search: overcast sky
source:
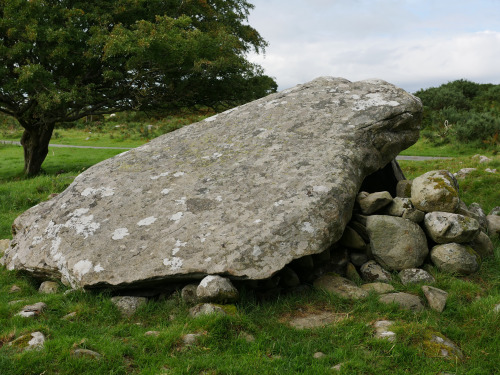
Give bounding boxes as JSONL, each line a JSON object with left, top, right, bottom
{"left": 247, "top": 0, "right": 500, "bottom": 93}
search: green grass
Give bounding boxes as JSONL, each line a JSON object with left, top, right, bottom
{"left": 400, "top": 137, "right": 499, "bottom": 157}
{"left": 0, "top": 134, "right": 499, "bottom": 374}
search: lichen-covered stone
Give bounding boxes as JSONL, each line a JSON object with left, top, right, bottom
{"left": 39, "top": 281, "right": 59, "bottom": 294}
{"left": 424, "top": 212, "right": 480, "bottom": 244}
{"left": 486, "top": 215, "right": 500, "bottom": 237}
{"left": 469, "top": 231, "right": 494, "bottom": 258}
{"left": 366, "top": 215, "right": 428, "bottom": 271}
{"left": 399, "top": 268, "right": 435, "bottom": 285}
{"left": 379, "top": 292, "right": 424, "bottom": 312}
{"left": 111, "top": 296, "right": 147, "bottom": 317}
{"left": 361, "top": 282, "right": 395, "bottom": 294}
{"left": 430, "top": 243, "right": 480, "bottom": 275}
{"left": 338, "top": 226, "right": 366, "bottom": 250}
{"left": 396, "top": 180, "right": 412, "bottom": 198}
{"left": 313, "top": 274, "right": 368, "bottom": 300}
{"left": 356, "top": 191, "right": 393, "bottom": 215}
{"left": 359, "top": 260, "right": 392, "bottom": 282}
{"left": 1, "top": 77, "right": 421, "bottom": 289}
{"left": 411, "top": 170, "right": 460, "bottom": 213}
{"left": 196, "top": 275, "right": 239, "bottom": 303}
{"left": 422, "top": 285, "right": 448, "bottom": 312}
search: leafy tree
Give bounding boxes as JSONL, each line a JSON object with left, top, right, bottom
{"left": 0, "top": 0, "right": 277, "bottom": 175}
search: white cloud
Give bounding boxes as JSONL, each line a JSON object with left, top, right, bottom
{"left": 247, "top": 0, "right": 500, "bottom": 92}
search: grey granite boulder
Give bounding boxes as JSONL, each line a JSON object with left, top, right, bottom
{"left": 1, "top": 77, "right": 421, "bottom": 289}
{"left": 366, "top": 215, "right": 429, "bottom": 271}
{"left": 422, "top": 285, "right": 448, "bottom": 312}
{"left": 196, "top": 275, "right": 239, "bottom": 303}
{"left": 469, "top": 231, "right": 494, "bottom": 258}
{"left": 411, "top": 170, "right": 460, "bottom": 213}
{"left": 424, "top": 212, "right": 480, "bottom": 244}
{"left": 313, "top": 274, "right": 368, "bottom": 300}
{"left": 379, "top": 292, "right": 424, "bottom": 312}
{"left": 39, "top": 281, "right": 59, "bottom": 294}
{"left": 430, "top": 243, "right": 480, "bottom": 275}
{"left": 356, "top": 191, "right": 393, "bottom": 215}
{"left": 399, "top": 268, "right": 435, "bottom": 285}
{"left": 486, "top": 215, "right": 500, "bottom": 237}
{"left": 360, "top": 260, "right": 392, "bottom": 282}
{"left": 111, "top": 296, "right": 147, "bottom": 317}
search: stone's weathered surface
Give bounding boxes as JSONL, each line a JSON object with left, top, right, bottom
{"left": 360, "top": 260, "right": 392, "bottom": 283}
{"left": 72, "top": 349, "right": 102, "bottom": 359}
{"left": 357, "top": 191, "right": 393, "bottom": 215}
{"left": 425, "top": 334, "right": 463, "bottom": 359}
{"left": 313, "top": 274, "right": 368, "bottom": 300}
{"left": 8, "top": 332, "right": 46, "bottom": 351}
{"left": 486, "top": 215, "right": 500, "bottom": 237}
{"left": 494, "top": 303, "right": 500, "bottom": 313}
{"left": 182, "top": 333, "right": 202, "bottom": 346}
{"left": 422, "top": 286, "right": 448, "bottom": 312}
{"left": 396, "top": 180, "right": 412, "bottom": 198}
{"left": 39, "top": 281, "right": 59, "bottom": 294}
{"left": 2, "top": 77, "right": 422, "bottom": 289}
{"left": 379, "top": 292, "right": 424, "bottom": 312}
{"left": 111, "top": 296, "right": 147, "bottom": 317}
{"left": 366, "top": 216, "right": 428, "bottom": 271}
{"left": 490, "top": 206, "right": 500, "bottom": 216}
{"left": 399, "top": 268, "right": 435, "bottom": 285}
{"left": 196, "top": 275, "right": 239, "bottom": 303}
{"left": 373, "top": 320, "right": 396, "bottom": 341}
{"left": 62, "top": 312, "right": 77, "bottom": 320}
{"left": 181, "top": 284, "right": 199, "bottom": 305}
{"left": 411, "top": 170, "right": 460, "bottom": 213}
{"left": 430, "top": 243, "right": 480, "bottom": 275}
{"left": 424, "top": 212, "right": 480, "bottom": 244}
{"left": 384, "top": 197, "right": 412, "bottom": 217}
{"left": 402, "top": 207, "right": 425, "bottom": 223}
{"left": 189, "top": 303, "right": 228, "bottom": 318}
{"left": 338, "top": 226, "right": 366, "bottom": 250}
{"left": 345, "top": 262, "right": 362, "bottom": 283}
{"left": 360, "top": 282, "right": 395, "bottom": 294}
{"left": 9, "top": 285, "right": 21, "bottom": 293}
{"left": 0, "top": 239, "right": 9, "bottom": 253}
{"left": 454, "top": 168, "right": 476, "bottom": 179}
{"left": 470, "top": 231, "right": 494, "bottom": 258}
{"left": 287, "top": 311, "right": 349, "bottom": 329}
{"left": 16, "top": 302, "right": 46, "bottom": 318}
{"left": 466, "top": 203, "right": 488, "bottom": 230}
{"left": 313, "top": 352, "right": 326, "bottom": 359}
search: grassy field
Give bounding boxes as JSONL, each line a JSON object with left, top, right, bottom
{"left": 0, "top": 130, "right": 499, "bottom": 374}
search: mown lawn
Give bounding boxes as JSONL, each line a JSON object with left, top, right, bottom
{"left": 0, "top": 134, "right": 499, "bottom": 375}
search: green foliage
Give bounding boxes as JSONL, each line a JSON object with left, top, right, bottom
{"left": 414, "top": 80, "right": 500, "bottom": 149}
{"left": 0, "top": 0, "right": 277, "bottom": 175}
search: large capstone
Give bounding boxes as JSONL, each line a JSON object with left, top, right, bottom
{"left": 1, "top": 77, "right": 422, "bottom": 289}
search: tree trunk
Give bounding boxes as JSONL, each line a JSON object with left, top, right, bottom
{"left": 20, "top": 124, "right": 55, "bottom": 176}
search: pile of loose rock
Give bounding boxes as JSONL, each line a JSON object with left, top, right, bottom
{"left": 173, "top": 168, "right": 498, "bottom": 314}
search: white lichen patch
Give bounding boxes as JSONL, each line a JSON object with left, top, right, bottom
{"left": 175, "top": 197, "right": 187, "bottom": 205}
{"left": 353, "top": 93, "right": 400, "bottom": 111}
{"left": 205, "top": 257, "right": 212, "bottom": 263}
{"left": 170, "top": 212, "right": 183, "bottom": 223}
{"left": 252, "top": 245, "right": 262, "bottom": 257}
{"left": 200, "top": 275, "right": 218, "bottom": 287}
{"left": 163, "top": 257, "right": 183, "bottom": 271}
{"left": 161, "top": 189, "right": 171, "bottom": 195}
{"left": 73, "top": 260, "right": 93, "bottom": 280}
{"left": 81, "top": 187, "right": 114, "bottom": 197}
{"left": 254, "top": 219, "right": 262, "bottom": 224}
{"left": 66, "top": 210, "right": 100, "bottom": 239}
{"left": 94, "top": 264, "right": 104, "bottom": 273}
{"left": 31, "top": 236, "right": 43, "bottom": 246}
{"left": 112, "top": 228, "right": 130, "bottom": 240}
{"left": 172, "top": 239, "right": 187, "bottom": 255}
{"left": 173, "top": 172, "right": 185, "bottom": 177}
{"left": 137, "top": 217, "right": 157, "bottom": 226}
{"left": 274, "top": 200, "right": 284, "bottom": 207}
{"left": 215, "top": 196, "right": 223, "bottom": 202}
{"left": 301, "top": 222, "right": 315, "bottom": 234}
{"left": 150, "top": 171, "right": 169, "bottom": 180}
{"left": 313, "top": 186, "right": 329, "bottom": 193}
{"left": 204, "top": 114, "right": 218, "bottom": 122}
